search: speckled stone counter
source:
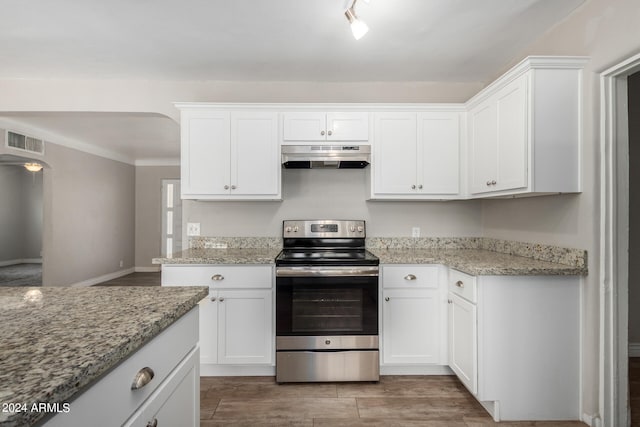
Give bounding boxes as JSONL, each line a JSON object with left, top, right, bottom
{"left": 0, "top": 286, "right": 208, "bottom": 427}
{"left": 371, "top": 248, "right": 587, "bottom": 275}
{"left": 152, "top": 247, "right": 281, "bottom": 265}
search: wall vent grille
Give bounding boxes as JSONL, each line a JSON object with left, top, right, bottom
{"left": 6, "top": 131, "right": 45, "bottom": 155}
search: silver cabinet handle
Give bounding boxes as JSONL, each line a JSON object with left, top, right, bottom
{"left": 411, "top": 185, "right": 416, "bottom": 189}
{"left": 146, "top": 418, "right": 158, "bottom": 427}
{"left": 404, "top": 274, "right": 417, "bottom": 281}
{"left": 486, "top": 180, "right": 492, "bottom": 186}
{"left": 231, "top": 185, "right": 236, "bottom": 190}
{"left": 455, "top": 280, "right": 464, "bottom": 288}
{"left": 211, "top": 274, "right": 224, "bottom": 281}
{"left": 491, "top": 180, "right": 497, "bottom": 185}
{"left": 224, "top": 185, "right": 229, "bottom": 190}
{"left": 131, "top": 367, "right": 154, "bottom": 390}
{"left": 447, "top": 299, "right": 452, "bottom": 304}
{"left": 219, "top": 297, "right": 225, "bottom": 302}
{"left": 418, "top": 184, "right": 423, "bottom": 189}
{"left": 211, "top": 296, "right": 217, "bottom": 302}
{"left": 320, "top": 130, "right": 326, "bottom": 136}
{"left": 328, "top": 130, "right": 333, "bottom": 136}
{"left": 385, "top": 297, "right": 390, "bottom": 302}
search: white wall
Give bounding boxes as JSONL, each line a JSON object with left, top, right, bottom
{"left": 185, "top": 168, "right": 482, "bottom": 238}
{"left": 0, "top": 133, "right": 135, "bottom": 286}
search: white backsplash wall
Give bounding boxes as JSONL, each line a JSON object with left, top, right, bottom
{"left": 183, "top": 168, "right": 482, "bottom": 240}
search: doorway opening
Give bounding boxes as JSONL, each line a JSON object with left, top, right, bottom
{"left": 0, "top": 155, "right": 44, "bottom": 286}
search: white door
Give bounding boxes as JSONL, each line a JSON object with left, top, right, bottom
{"left": 181, "top": 111, "right": 230, "bottom": 197}
{"left": 161, "top": 179, "right": 182, "bottom": 257}
{"left": 495, "top": 74, "right": 528, "bottom": 192}
{"left": 199, "top": 290, "right": 219, "bottom": 365}
{"left": 382, "top": 289, "right": 440, "bottom": 364}
{"left": 231, "top": 112, "right": 280, "bottom": 197}
{"left": 469, "top": 101, "right": 498, "bottom": 194}
{"left": 217, "top": 289, "right": 273, "bottom": 365}
{"left": 282, "top": 112, "right": 327, "bottom": 142}
{"left": 326, "top": 112, "right": 369, "bottom": 141}
{"left": 417, "top": 112, "right": 460, "bottom": 194}
{"left": 448, "top": 292, "right": 477, "bottom": 394}
{"left": 373, "top": 113, "right": 418, "bottom": 195}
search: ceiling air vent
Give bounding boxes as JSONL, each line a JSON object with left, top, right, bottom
{"left": 6, "top": 131, "right": 45, "bottom": 155}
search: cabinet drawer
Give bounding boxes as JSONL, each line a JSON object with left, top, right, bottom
{"left": 448, "top": 269, "right": 477, "bottom": 303}
{"left": 162, "top": 265, "right": 273, "bottom": 289}
{"left": 382, "top": 265, "right": 439, "bottom": 288}
{"left": 44, "top": 308, "right": 198, "bottom": 427}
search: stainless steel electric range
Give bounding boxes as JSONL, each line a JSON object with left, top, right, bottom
{"left": 275, "top": 220, "right": 380, "bottom": 383}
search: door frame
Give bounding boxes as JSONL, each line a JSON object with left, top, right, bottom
{"left": 599, "top": 51, "right": 640, "bottom": 427}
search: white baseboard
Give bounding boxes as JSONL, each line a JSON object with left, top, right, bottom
{"left": 582, "top": 412, "right": 602, "bottom": 427}
{"left": 380, "top": 365, "right": 454, "bottom": 375}
{"left": 135, "top": 266, "right": 161, "bottom": 272}
{"left": 0, "top": 258, "right": 43, "bottom": 267}
{"left": 71, "top": 267, "right": 136, "bottom": 287}
{"left": 200, "top": 364, "right": 276, "bottom": 377}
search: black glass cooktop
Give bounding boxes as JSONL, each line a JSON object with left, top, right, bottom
{"left": 275, "top": 248, "right": 379, "bottom": 266}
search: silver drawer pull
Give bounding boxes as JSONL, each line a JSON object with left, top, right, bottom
{"left": 131, "top": 367, "right": 154, "bottom": 390}
{"left": 211, "top": 296, "right": 217, "bottom": 302}
{"left": 211, "top": 274, "right": 224, "bottom": 281}
{"left": 404, "top": 274, "right": 417, "bottom": 281}
{"left": 146, "top": 418, "right": 158, "bottom": 427}
{"left": 219, "top": 297, "right": 225, "bottom": 302}
{"left": 385, "top": 297, "right": 390, "bottom": 302}
{"left": 455, "top": 280, "right": 464, "bottom": 288}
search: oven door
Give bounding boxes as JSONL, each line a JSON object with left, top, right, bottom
{"left": 275, "top": 266, "right": 378, "bottom": 339}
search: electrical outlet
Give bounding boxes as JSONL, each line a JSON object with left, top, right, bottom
{"left": 412, "top": 227, "right": 420, "bottom": 238}
{"left": 187, "top": 222, "right": 201, "bottom": 236}
{"left": 119, "top": 260, "right": 123, "bottom": 268}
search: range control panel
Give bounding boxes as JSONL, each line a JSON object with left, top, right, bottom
{"left": 282, "top": 220, "right": 365, "bottom": 238}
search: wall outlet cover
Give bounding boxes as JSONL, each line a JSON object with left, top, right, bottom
{"left": 412, "top": 227, "right": 420, "bottom": 238}
{"left": 187, "top": 222, "right": 201, "bottom": 236}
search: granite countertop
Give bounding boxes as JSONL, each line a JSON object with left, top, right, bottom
{"left": 152, "top": 247, "right": 281, "bottom": 265}
{"left": 371, "top": 248, "right": 587, "bottom": 275}
{"left": 0, "top": 286, "right": 208, "bottom": 427}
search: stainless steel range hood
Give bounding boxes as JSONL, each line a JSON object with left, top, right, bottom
{"left": 282, "top": 145, "right": 370, "bottom": 169}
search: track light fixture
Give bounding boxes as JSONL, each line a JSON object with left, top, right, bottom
{"left": 345, "top": 0, "right": 369, "bottom": 40}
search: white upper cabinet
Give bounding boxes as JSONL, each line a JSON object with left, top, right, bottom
{"left": 467, "top": 57, "right": 587, "bottom": 197}
{"left": 178, "top": 106, "right": 280, "bottom": 200}
{"left": 282, "top": 112, "right": 368, "bottom": 143}
{"left": 370, "top": 111, "right": 461, "bottom": 199}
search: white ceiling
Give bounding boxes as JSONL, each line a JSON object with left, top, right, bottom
{"left": 0, "top": 0, "right": 586, "bottom": 163}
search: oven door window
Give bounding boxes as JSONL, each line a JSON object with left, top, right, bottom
{"left": 276, "top": 276, "right": 378, "bottom": 336}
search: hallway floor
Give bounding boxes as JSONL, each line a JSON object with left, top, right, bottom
{"left": 0, "top": 263, "right": 42, "bottom": 286}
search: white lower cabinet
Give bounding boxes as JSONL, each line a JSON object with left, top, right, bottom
{"left": 44, "top": 308, "right": 199, "bottom": 427}
{"left": 380, "top": 265, "right": 448, "bottom": 374}
{"left": 447, "top": 269, "right": 581, "bottom": 421}
{"left": 162, "top": 264, "right": 274, "bottom": 375}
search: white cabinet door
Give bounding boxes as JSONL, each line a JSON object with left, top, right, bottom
{"left": 231, "top": 112, "right": 280, "bottom": 197}
{"left": 326, "top": 112, "right": 369, "bottom": 141}
{"left": 469, "top": 101, "right": 498, "bottom": 194}
{"left": 495, "top": 74, "right": 528, "bottom": 192}
{"left": 382, "top": 288, "right": 440, "bottom": 364}
{"left": 448, "top": 292, "right": 477, "bottom": 395}
{"left": 283, "top": 112, "right": 369, "bottom": 143}
{"left": 417, "top": 112, "right": 460, "bottom": 194}
{"left": 217, "top": 289, "right": 273, "bottom": 365}
{"left": 181, "top": 111, "right": 231, "bottom": 197}
{"left": 373, "top": 113, "right": 418, "bottom": 194}
{"left": 282, "top": 112, "right": 327, "bottom": 141}
{"left": 199, "top": 290, "right": 218, "bottom": 364}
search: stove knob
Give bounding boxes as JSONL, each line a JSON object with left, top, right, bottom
{"left": 350, "top": 226, "right": 356, "bottom": 232}
{"left": 325, "top": 340, "right": 331, "bottom": 345}
{"left": 285, "top": 226, "right": 292, "bottom": 233}
{"left": 294, "top": 226, "right": 299, "bottom": 233}
{"left": 357, "top": 226, "right": 364, "bottom": 233}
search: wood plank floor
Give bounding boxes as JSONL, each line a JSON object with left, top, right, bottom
{"left": 199, "top": 376, "right": 587, "bottom": 426}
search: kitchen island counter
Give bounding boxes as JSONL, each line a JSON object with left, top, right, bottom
{"left": 0, "top": 286, "right": 208, "bottom": 427}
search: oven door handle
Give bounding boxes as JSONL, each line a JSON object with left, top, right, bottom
{"left": 276, "top": 266, "right": 379, "bottom": 277}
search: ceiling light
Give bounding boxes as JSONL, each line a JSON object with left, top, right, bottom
{"left": 24, "top": 163, "right": 43, "bottom": 172}
{"left": 345, "top": 0, "right": 369, "bottom": 40}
